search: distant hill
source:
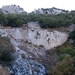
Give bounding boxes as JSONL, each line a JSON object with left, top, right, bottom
{"left": 31, "top": 7, "right": 69, "bottom": 15}
{"left": 0, "top": 5, "right": 71, "bottom": 15}
{"left": 0, "top": 5, "right": 27, "bottom": 14}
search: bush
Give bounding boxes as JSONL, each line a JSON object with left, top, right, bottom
{"left": 70, "top": 30, "right": 75, "bottom": 39}
{"left": 62, "top": 47, "right": 75, "bottom": 57}
{"left": 70, "top": 30, "right": 75, "bottom": 47}
{"left": 54, "top": 43, "right": 75, "bottom": 57}
{"left": 50, "top": 55, "right": 75, "bottom": 75}
{"left": 58, "top": 54, "right": 66, "bottom": 61}
{"left": 0, "top": 12, "right": 73, "bottom": 28}
{"left": 0, "top": 48, "right": 14, "bottom": 62}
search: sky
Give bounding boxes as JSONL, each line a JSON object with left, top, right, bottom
{"left": 0, "top": 0, "right": 75, "bottom": 12}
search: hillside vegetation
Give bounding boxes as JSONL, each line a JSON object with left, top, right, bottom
{"left": 0, "top": 35, "right": 15, "bottom": 75}
{"left": 0, "top": 36, "right": 15, "bottom": 65}
{"left": 0, "top": 11, "right": 75, "bottom": 28}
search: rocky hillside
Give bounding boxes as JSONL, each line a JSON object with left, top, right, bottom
{"left": 32, "top": 7, "right": 69, "bottom": 15}
{"left": 0, "top": 5, "right": 27, "bottom": 14}
{"left": 0, "top": 22, "right": 75, "bottom": 75}
{"left": 0, "top": 5, "right": 75, "bottom": 75}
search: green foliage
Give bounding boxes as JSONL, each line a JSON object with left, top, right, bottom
{"left": 62, "top": 47, "right": 75, "bottom": 57}
{"left": 73, "top": 40, "right": 75, "bottom": 47}
{"left": 55, "top": 46, "right": 75, "bottom": 57}
{"left": 0, "top": 36, "right": 15, "bottom": 65}
{"left": 6, "top": 14, "right": 24, "bottom": 27}
{"left": 70, "top": 30, "right": 75, "bottom": 39}
{"left": 69, "top": 29, "right": 75, "bottom": 47}
{"left": 44, "top": 26, "right": 75, "bottom": 75}
{"left": 54, "top": 41, "right": 73, "bottom": 54}
{"left": 58, "top": 54, "right": 66, "bottom": 61}
{"left": 50, "top": 55, "right": 75, "bottom": 75}
{"left": 48, "top": 41, "right": 75, "bottom": 75}
{"left": 0, "top": 11, "right": 75, "bottom": 28}
{"left": 0, "top": 48, "right": 14, "bottom": 62}
{"left": 0, "top": 12, "right": 7, "bottom": 25}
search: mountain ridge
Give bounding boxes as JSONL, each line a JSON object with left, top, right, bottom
{"left": 0, "top": 5, "right": 71, "bottom": 14}
{"left": 31, "top": 7, "right": 69, "bottom": 14}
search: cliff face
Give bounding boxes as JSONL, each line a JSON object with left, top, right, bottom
{"left": 28, "top": 29, "right": 68, "bottom": 49}
{"left": 1, "top": 22, "right": 68, "bottom": 50}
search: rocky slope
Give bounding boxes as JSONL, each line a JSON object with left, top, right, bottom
{"left": 0, "top": 26, "right": 46, "bottom": 75}
{"left": 0, "top": 22, "right": 68, "bottom": 65}
{"left": 0, "top": 22, "right": 69, "bottom": 75}
{"left": 0, "top": 5, "right": 27, "bottom": 14}
{"left": 8, "top": 38, "right": 46, "bottom": 75}
{"left": 32, "top": 7, "right": 69, "bottom": 15}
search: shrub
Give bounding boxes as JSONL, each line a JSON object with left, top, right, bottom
{"left": 58, "top": 54, "right": 66, "bottom": 61}
{"left": 0, "top": 48, "right": 14, "bottom": 62}
{"left": 50, "top": 55, "right": 75, "bottom": 75}
{"left": 54, "top": 43, "right": 75, "bottom": 57}
{"left": 70, "top": 29, "right": 75, "bottom": 39}
{"left": 62, "top": 47, "right": 75, "bottom": 57}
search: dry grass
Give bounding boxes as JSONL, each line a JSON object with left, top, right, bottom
{"left": 42, "top": 27, "right": 70, "bottom": 32}
{"left": 0, "top": 67, "right": 10, "bottom": 75}
{"left": 1, "top": 26, "right": 12, "bottom": 29}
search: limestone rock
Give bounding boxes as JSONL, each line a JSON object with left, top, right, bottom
{"left": 32, "top": 7, "right": 69, "bottom": 15}
{"left": 0, "top": 22, "right": 68, "bottom": 49}
{"left": 1, "top": 5, "right": 27, "bottom": 14}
